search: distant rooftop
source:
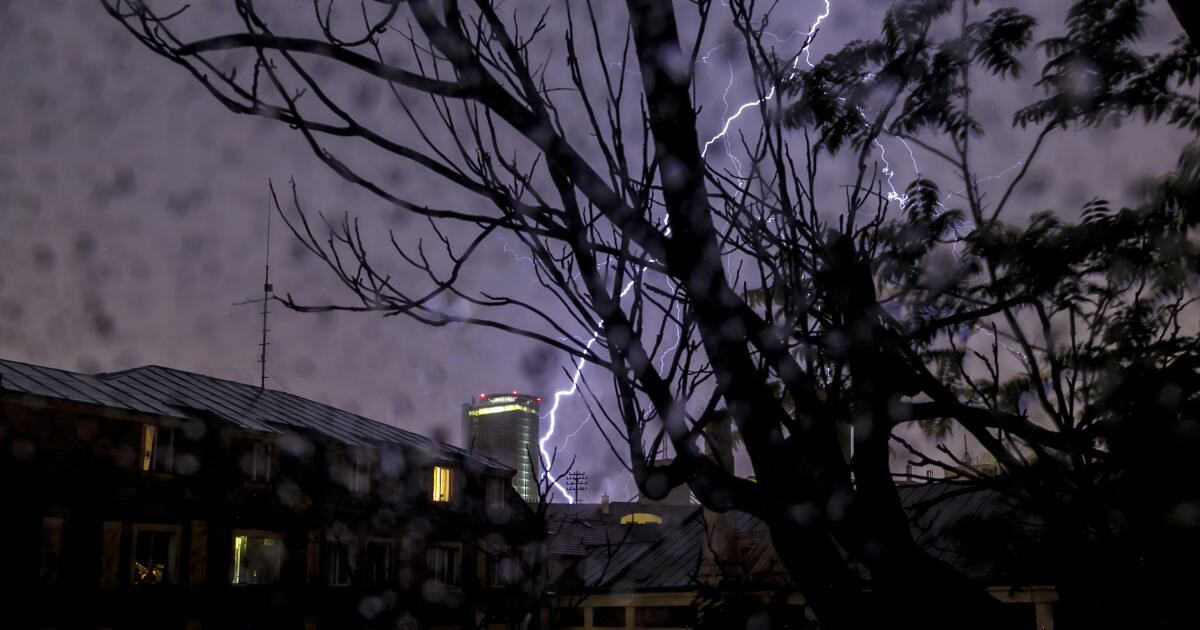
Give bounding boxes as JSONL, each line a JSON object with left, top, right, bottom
{"left": 0, "top": 358, "right": 510, "bottom": 472}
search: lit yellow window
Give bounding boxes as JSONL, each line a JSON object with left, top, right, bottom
{"left": 231, "top": 533, "right": 283, "bottom": 585}
{"left": 141, "top": 426, "right": 156, "bottom": 471}
{"left": 432, "top": 466, "right": 452, "bottom": 503}
{"left": 619, "top": 512, "right": 663, "bottom": 525}
{"left": 140, "top": 425, "right": 174, "bottom": 473}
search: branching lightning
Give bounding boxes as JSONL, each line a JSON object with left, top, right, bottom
{"left": 560, "top": 414, "right": 592, "bottom": 450}
{"left": 538, "top": 279, "right": 638, "bottom": 503}
{"left": 700, "top": 1, "right": 831, "bottom": 160}
{"left": 533, "top": 0, "right": 1034, "bottom": 503}
{"left": 539, "top": 336, "right": 599, "bottom": 503}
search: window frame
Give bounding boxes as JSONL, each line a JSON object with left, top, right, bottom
{"left": 331, "top": 448, "right": 375, "bottom": 495}
{"left": 634, "top": 605, "right": 696, "bottom": 628}
{"left": 431, "top": 466, "right": 453, "bottom": 503}
{"left": 140, "top": 425, "right": 175, "bottom": 474}
{"left": 239, "top": 439, "right": 275, "bottom": 484}
{"left": 131, "top": 523, "right": 182, "bottom": 587}
{"left": 591, "top": 606, "right": 627, "bottom": 628}
{"left": 363, "top": 538, "right": 393, "bottom": 588}
{"left": 230, "top": 529, "right": 285, "bottom": 586}
{"left": 486, "top": 476, "right": 508, "bottom": 510}
{"left": 487, "top": 552, "right": 520, "bottom": 588}
{"left": 425, "top": 543, "right": 461, "bottom": 587}
{"left": 326, "top": 537, "right": 356, "bottom": 587}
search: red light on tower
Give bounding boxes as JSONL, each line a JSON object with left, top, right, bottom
{"left": 536, "top": 398, "right": 541, "bottom": 402}
{"left": 479, "top": 393, "right": 486, "bottom": 399}
{"left": 512, "top": 390, "right": 518, "bottom": 395}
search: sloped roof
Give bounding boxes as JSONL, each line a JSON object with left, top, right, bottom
{"left": 568, "top": 509, "right": 707, "bottom": 592}
{"left": 545, "top": 500, "right": 699, "bottom": 526}
{"left": 899, "top": 482, "right": 1039, "bottom": 581}
{"left": 0, "top": 358, "right": 509, "bottom": 472}
{"left": 545, "top": 511, "right": 665, "bottom": 556}
{"left": 0, "top": 358, "right": 177, "bottom": 417}
{"left": 553, "top": 483, "right": 1039, "bottom": 594}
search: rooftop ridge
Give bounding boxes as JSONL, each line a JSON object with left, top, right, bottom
{"left": 5, "top": 357, "right": 510, "bottom": 472}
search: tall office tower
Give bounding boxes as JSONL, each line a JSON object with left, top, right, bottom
{"left": 462, "top": 392, "right": 541, "bottom": 502}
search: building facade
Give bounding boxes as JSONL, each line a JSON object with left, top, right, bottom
{"left": 1, "top": 359, "right": 537, "bottom": 630}
{"left": 461, "top": 393, "right": 541, "bottom": 502}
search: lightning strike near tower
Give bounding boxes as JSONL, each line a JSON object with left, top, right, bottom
{"left": 536, "top": 0, "right": 1031, "bottom": 502}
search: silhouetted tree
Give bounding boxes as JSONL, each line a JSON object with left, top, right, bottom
{"left": 105, "top": 0, "right": 1198, "bottom": 627}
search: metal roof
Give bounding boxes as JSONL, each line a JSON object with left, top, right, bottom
{"left": 899, "top": 482, "right": 1039, "bottom": 580}
{"left": 544, "top": 500, "right": 699, "bottom": 526}
{"left": 0, "top": 358, "right": 509, "bottom": 472}
{"left": 545, "top": 512, "right": 665, "bottom": 556}
{"left": 0, "top": 358, "right": 177, "bottom": 417}
{"left": 552, "top": 483, "right": 1037, "bottom": 593}
{"left": 557, "top": 508, "right": 706, "bottom": 592}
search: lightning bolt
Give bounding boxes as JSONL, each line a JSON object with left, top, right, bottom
{"left": 532, "top": 0, "right": 1032, "bottom": 503}
{"left": 539, "top": 336, "right": 599, "bottom": 503}
{"left": 560, "top": 414, "right": 592, "bottom": 451}
{"left": 700, "top": 1, "right": 831, "bottom": 159}
{"left": 539, "top": 278, "right": 639, "bottom": 503}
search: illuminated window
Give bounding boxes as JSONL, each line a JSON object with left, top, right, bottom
{"left": 231, "top": 532, "right": 283, "bottom": 585}
{"left": 132, "top": 525, "right": 179, "bottom": 587}
{"left": 467, "top": 403, "right": 538, "bottom": 416}
{"left": 426, "top": 545, "right": 460, "bottom": 586}
{"left": 140, "top": 425, "right": 174, "bottom": 473}
{"left": 432, "top": 466, "right": 452, "bottom": 503}
{"left": 619, "top": 513, "right": 663, "bottom": 525}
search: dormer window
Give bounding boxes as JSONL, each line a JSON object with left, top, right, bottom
{"left": 619, "top": 512, "right": 663, "bottom": 525}
{"left": 140, "top": 425, "right": 174, "bottom": 473}
{"left": 486, "top": 476, "right": 507, "bottom": 510}
{"left": 432, "top": 466, "right": 453, "bottom": 503}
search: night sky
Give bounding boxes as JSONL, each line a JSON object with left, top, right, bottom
{"left": 1, "top": 1, "right": 1190, "bottom": 501}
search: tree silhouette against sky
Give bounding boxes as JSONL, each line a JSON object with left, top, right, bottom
{"left": 104, "top": 1, "right": 1198, "bottom": 627}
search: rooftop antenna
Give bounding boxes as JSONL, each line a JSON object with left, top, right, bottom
{"left": 258, "top": 190, "right": 273, "bottom": 389}
{"left": 233, "top": 186, "right": 274, "bottom": 390}
{"left": 566, "top": 470, "right": 588, "bottom": 518}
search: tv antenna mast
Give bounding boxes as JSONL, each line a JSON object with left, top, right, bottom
{"left": 566, "top": 471, "right": 588, "bottom": 516}
{"left": 234, "top": 188, "right": 274, "bottom": 389}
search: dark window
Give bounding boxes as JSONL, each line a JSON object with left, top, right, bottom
{"left": 132, "top": 529, "right": 178, "bottom": 587}
{"left": 241, "top": 442, "right": 274, "bottom": 482}
{"left": 634, "top": 606, "right": 695, "bottom": 628}
{"left": 364, "top": 541, "right": 392, "bottom": 586}
{"left": 486, "top": 476, "right": 507, "bottom": 510}
{"left": 555, "top": 607, "right": 584, "bottom": 627}
{"left": 333, "top": 451, "right": 373, "bottom": 494}
{"left": 426, "top": 545, "right": 460, "bottom": 586}
{"left": 593, "top": 607, "right": 626, "bottom": 627}
{"left": 487, "top": 554, "right": 519, "bottom": 587}
{"left": 140, "top": 426, "right": 174, "bottom": 473}
{"left": 997, "top": 602, "right": 1036, "bottom": 629}
{"left": 328, "top": 541, "right": 354, "bottom": 586}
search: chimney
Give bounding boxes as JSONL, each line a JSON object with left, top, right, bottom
{"left": 600, "top": 494, "right": 610, "bottom": 515}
